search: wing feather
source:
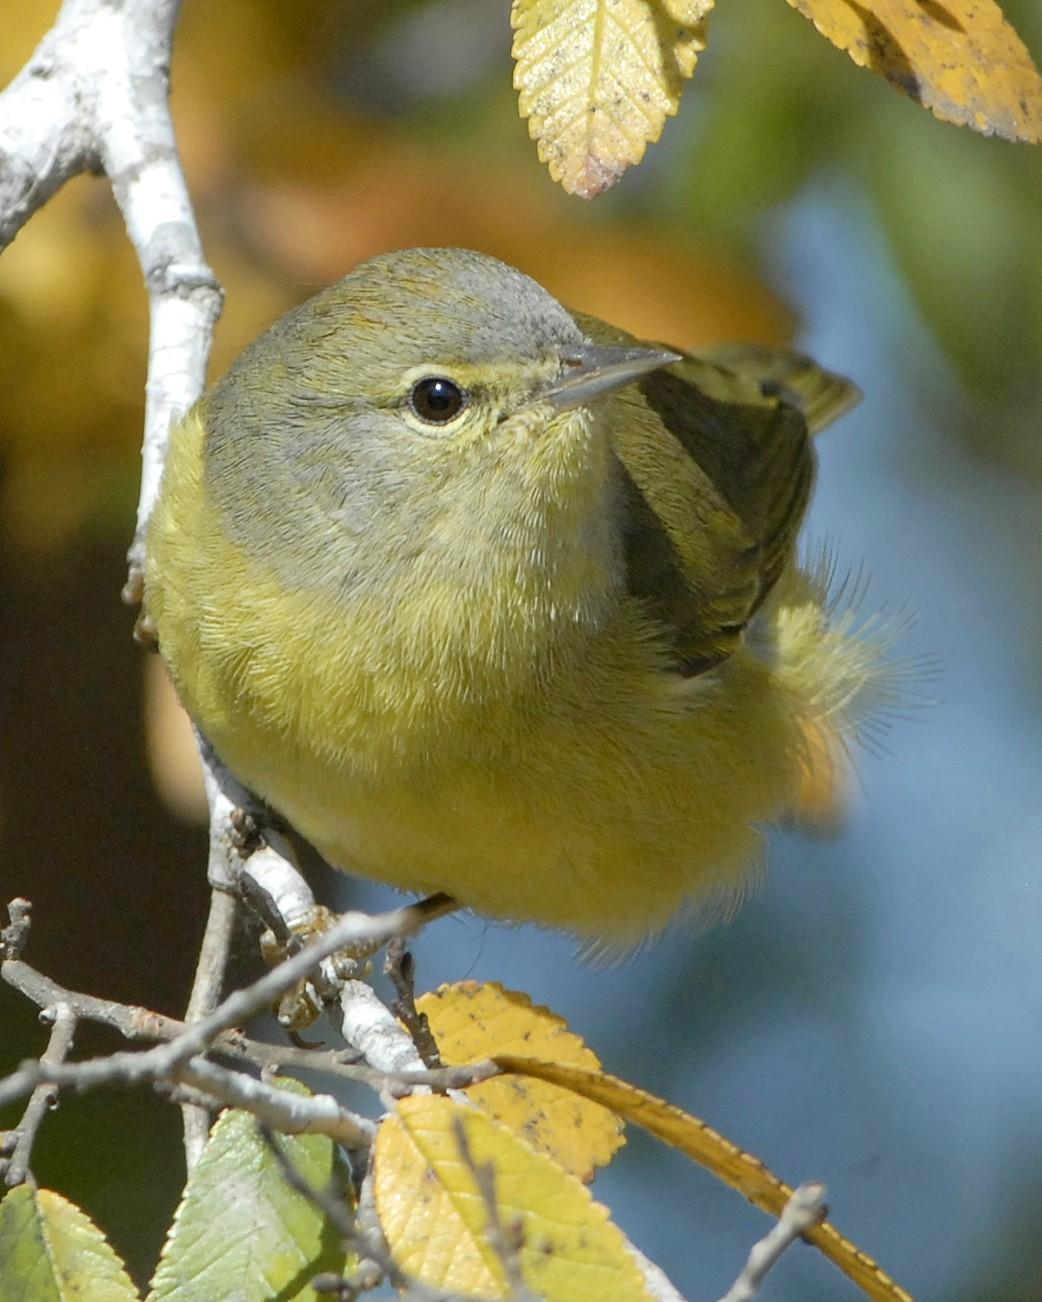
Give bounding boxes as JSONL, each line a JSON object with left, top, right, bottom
{"left": 573, "top": 314, "right": 857, "bottom": 675}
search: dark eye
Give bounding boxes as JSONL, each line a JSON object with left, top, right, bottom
{"left": 410, "top": 377, "right": 465, "bottom": 424}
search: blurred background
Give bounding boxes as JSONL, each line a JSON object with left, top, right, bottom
{"left": 2, "top": 0, "right": 1042, "bottom": 1297}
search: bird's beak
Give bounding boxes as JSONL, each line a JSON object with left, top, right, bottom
{"left": 542, "top": 342, "right": 682, "bottom": 410}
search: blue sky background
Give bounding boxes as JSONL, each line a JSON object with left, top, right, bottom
{"left": 341, "top": 177, "right": 1042, "bottom": 1300}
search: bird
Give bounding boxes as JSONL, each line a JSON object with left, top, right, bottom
{"left": 145, "top": 246, "right": 898, "bottom": 949}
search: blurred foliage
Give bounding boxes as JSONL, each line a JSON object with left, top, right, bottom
{"left": 2, "top": 0, "right": 1040, "bottom": 560}
{"left": 0, "top": 0, "right": 788, "bottom": 559}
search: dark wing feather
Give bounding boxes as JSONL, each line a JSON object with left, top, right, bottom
{"left": 573, "top": 314, "right": 856, "bottom": 676}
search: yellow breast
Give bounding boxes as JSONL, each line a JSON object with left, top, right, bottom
{"left": 147, "top": 410, "right": 823, "bottom": 944}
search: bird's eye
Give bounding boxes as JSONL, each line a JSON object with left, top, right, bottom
{"left": 410, "top": 377, "right": 465, "bottom": 424}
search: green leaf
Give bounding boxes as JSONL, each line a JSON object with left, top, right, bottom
{"left": 148, "top": 1083, "right": 354, "bottom": 1302}
{"left": 0, "top": 1184, "right": 139, "bottom": 1302}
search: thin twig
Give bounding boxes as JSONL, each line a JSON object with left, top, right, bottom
{"left": 385, "top": 939, "right": 442, "bottom": 1070}
{"left": 198, "top": 745, "right": 401, "bottom": 1033}
{"left": 173, "top": 1059, "right": 375, "bottom": 1147}
{"left": 0, "top": 898, "right": 32, "bottom": 961}
{"left": 354, "top": 1168, "right": 478, "bottom": 1302}
{"left": 260, "top": 1125, "right": 360, "bottom": 1239}
{"left": 258, "top": 1133, "right": 485, "bottom": 1302}
{"left": 3, "top": 955, "right": 192, "bottom": 1044}
{"left": 0, "top": 897, "right": 467, "bottom": 1110}
{"left": 0, "top": 975, "right": 373, "bottom": 1147}
{"left": 451, "top": 1116, "right": 535, "bottom": 1299}
{"left": 153, "top": 1059, "right": 374, "bottom": 1146}
{"left": 180, "top": 886, "right": 239, "bottom": 1171}
{"left": 198, "top": 738, "right": 317, "bottom": 913}
{"left": 1, "top": 952, "right": 499, "bottom": 1098}
{"left": 1, "top": 1003, "right": 78, "bottom": 1187}
{"left": 183, "top": 888, "right": 239, "bottom": 1027}
{"left": 718, "top": 1182, "right": 828, "bottom": 1302}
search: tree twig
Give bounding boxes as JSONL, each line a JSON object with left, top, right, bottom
{"left": 197, "top": 742, "right": 405, "bottom": 1034}
{"left": 718, "top": 1181, "right": 828, "bottom": 1302}
{"left": 1, "top": 897, "right": 470, "bottom": 1110}
{"left": 180, "top": 885, "right": 239, "bottom": 1171}
{"left": 0, "top": 965, "right": 372, "bottom": 1146}
{"left": 259, "top": 1125, "right": 362, "bottom": 1243}
{"left": 451, "top": 1116, "right": 534, "bottom": 1299}
{"left": 1, "top": 1003, "right": 78, "bottom": 1188}
{"left": 0, "top": 948, "right": 498, "bottom": 1099}
{"left": 385, "top": 939, "right": 442, "bottom": 1070}
{"left": 173, "top": 1058, "right": 375, "bottom": 1147}
{"left": 0, "top": 898, "right": 32, "bottom": 962}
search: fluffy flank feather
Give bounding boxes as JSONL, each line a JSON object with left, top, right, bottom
{"left": 771, "top": 542, "right": 928, "bottom": 757}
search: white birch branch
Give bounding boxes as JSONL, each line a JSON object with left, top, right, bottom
{"left": 0, "top": 0, "right": 222, "bottom": 575}
{"left": 173, "top": 1057, "right": 376, "bottom": 1149}
{"left": 718, "top": 1182, "right": 828, "bottom": 1302}
{"left": 0, "top": 1, "right": 327, "bottom": 1171}
{"left": 339, "top": 980, "right": 428, "bottom": 1077}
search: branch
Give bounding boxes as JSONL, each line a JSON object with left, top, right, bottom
{"left": 173, "top": 1058, "right": 374, "bottom": 1148}
{"left": 259, "top": 1127, "right": 391, "bottom": 1299}
{"left": 0, "top": 0, "right": 223, "bottom": 579}
{"left": 179, "top": 884, "right": 238, "bottom": 1171}
{"left": 0, "top": 897, "right": 476, "bottom": 1111}
{"left": 0, "top": 8, "right": 93, "bottom": 247}
{"left": 451, "top": 1116, "right": 535, "bottom": 1300}
{"left": 385, "top": 939, "right": 442, "bottom": 1070}
{"left": 718, "top": 1182, "right": 828, "bottom": 1302}
{"left": 338, "top": 981, "right": 429, "bottom": 1080}
{"left": 193, "top": 737, "right": 388, "bottom": 1038}
{"left": 0, "top": 948, "right": 498, "bottom": 1097}
{"left": 1, "top": 1002, "right": 77, "bottom": 1187}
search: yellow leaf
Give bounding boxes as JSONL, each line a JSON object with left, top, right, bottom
{"left": 374, "top": 1095, "right": 653, "bottom": 1300}
{"left": 417, "top": 981, "right": 624, "bottom": 1180}
{"left": 786, "top": 0, "right": 1042, "bottom": 142}
{"left": 511, "top": 0, "right": 714, "bottom": 197}
{"left": 494, "top": 1056, "right": 912, "bottom": 1302}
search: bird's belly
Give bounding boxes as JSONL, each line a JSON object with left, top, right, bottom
{"left": 156, "top": 527, "right": 805, "bottom": 942}
{"left": 204, "top": 637, "right": 802, "bottom": 945}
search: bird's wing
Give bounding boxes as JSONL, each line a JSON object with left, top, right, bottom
{"left": 573, "top": 313, "right": 858, "bottom": 676}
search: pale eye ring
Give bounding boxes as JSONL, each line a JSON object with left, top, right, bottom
{"left": 410, "top": 376, "right": 466, "bottom": 424}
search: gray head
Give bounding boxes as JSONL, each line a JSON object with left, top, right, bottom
{"left": 199, "top": 248, "right": 676, "bottom": 590}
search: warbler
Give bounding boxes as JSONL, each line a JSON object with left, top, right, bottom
{"left": 146, "top": 247, "right": 896, "bottom": 946}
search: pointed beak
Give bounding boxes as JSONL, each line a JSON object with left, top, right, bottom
{"left": 542, "top": 342, "right": 682, "bottom": 410}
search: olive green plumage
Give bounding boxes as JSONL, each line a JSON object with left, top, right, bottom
{"left": 580, "top": 315, "right": 856, "bottom": 674}
{"left": 146, "top": 247, "right": 887, "bottom": 945}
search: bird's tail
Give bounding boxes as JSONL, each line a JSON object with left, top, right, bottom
{"left": 700, "top": 343, "right": 861, "bottom": 435}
